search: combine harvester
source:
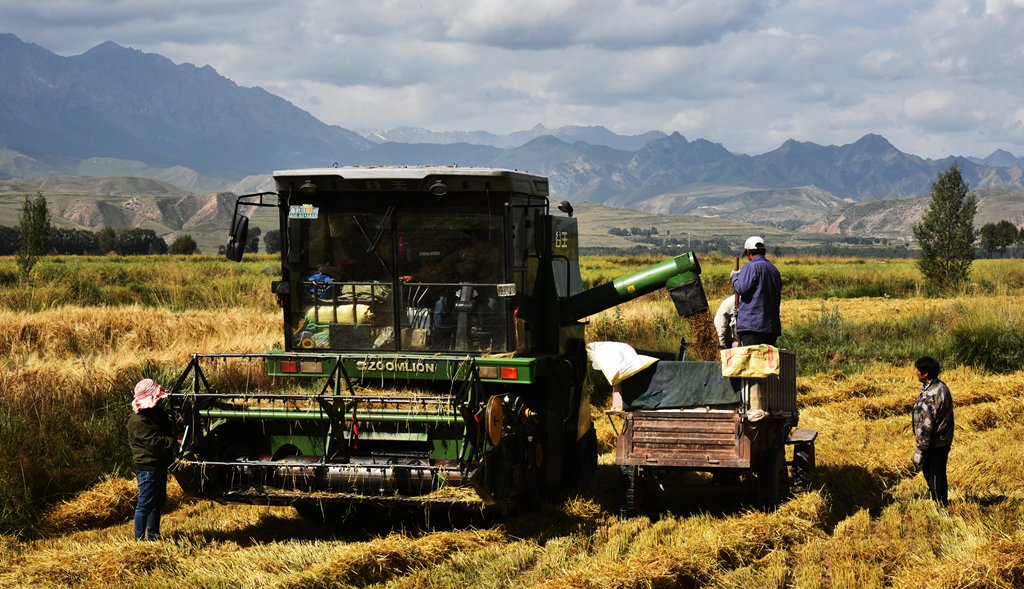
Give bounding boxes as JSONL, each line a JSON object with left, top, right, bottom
{"left": 167, "top": 166, "right": 710, "bottom": 514}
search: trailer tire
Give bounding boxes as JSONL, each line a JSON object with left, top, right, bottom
{"left": 791, "top": 442, "right": 815, "bottom": 491}
{"left": 757, "top": 446, "right": 790, "bottom": 511}
{"left": 620, "top": 465, "right": 640, "bottom": 518}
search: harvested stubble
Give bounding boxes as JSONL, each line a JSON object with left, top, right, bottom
{"left": 277, "top": 528, "right": 507, "bottom": 589}
{"left": 1, "top": 538, "right": 177, "bottom": 588}
{"left": 37, "top": 476, "right": 189, "bottom": 535}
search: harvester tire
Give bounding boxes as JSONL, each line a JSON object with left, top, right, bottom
{"left": 559, "top": 425, "right": 598, "bottom": 490}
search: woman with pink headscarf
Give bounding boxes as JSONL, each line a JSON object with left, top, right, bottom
{"left": 126, "top": 378, "right": 176, "bottom": 540}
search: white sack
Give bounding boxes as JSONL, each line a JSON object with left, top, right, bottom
{"left": 586, "top": 341, "right": 658, "bottom": 386}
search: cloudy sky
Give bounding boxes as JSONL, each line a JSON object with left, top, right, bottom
{"left": 4, "top": 0, "right": 1023, "bottom": 158}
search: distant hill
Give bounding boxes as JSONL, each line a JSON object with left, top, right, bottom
{"left": 1, "top": 31, "right": 1024, "bottom": 243}
{"left": 0, "top": 33, "right": 371, "bottom": 178}
{"left": 968, "top": 149, "right": 1024, "bottom": 168}
{"left": 360, "top": 124, "right": 668, "bottom": 151}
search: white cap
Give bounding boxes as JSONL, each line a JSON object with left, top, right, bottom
{"left": 744, "top": 236, "right": 765, "bottom": 250}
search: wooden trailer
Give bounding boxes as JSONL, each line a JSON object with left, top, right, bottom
{"left": 608, "top": 348, "right": 816, "bottom": 515}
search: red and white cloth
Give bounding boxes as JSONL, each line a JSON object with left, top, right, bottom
{"left": 132, "top": 378, "right": 170, "bottom": 413}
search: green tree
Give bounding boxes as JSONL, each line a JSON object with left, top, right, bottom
{"left": 264, "top": 229, "right": 281, "bottom": 254}
{"left": 994, "top": 220, "right": 1018, "bottom": 256}
{"left": 169, "top": 234, "right": 199, "bottom": 255}
{"left": 117, "top": 228, "right": 165, "bottom": 255}
{"left": 246, "top": 226, "right": 262, "bottom": 254}
{"left": 979, "top": 220, "right": 1018, "bottom": 257}
{"left": 51, "top": 228, "right": 101, "bottom": 254}
{"left": 97, "top": 226, "right": 117, "bottom": 254}
{"left": 913, "top": 163, "right": 976, "bottom": 293}
{"left": 0, "top": 226, "right": 18, "bottom": 255}
{"left": 16, "top": 192, "right": 52, "bottom": 280}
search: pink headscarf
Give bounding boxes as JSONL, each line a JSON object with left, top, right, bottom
{"left": 132, "top": 379, "right": 170, "bottom": 414}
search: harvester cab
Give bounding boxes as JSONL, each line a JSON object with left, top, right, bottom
{"left": 168, "top": 166, "right": 708, "bottom": 512}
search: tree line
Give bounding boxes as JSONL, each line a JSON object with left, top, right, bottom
{"left": 3, "top": 193, "right": 286, "bottom": 280}
{"left": 1, "top": 193, "right": 283, "bottom": 257}
{"left": 4, "top": 168, "right": 1020, "bottom": 293}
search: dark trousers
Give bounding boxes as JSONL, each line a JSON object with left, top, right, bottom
{"left": 921, "top": 446, "right": 950, "bottom": 506}
{"left": 739, "top": 331, "right": 778, "bottom": 346}
{"left": 134, "top": 468, "right": 168, "bottom": 540}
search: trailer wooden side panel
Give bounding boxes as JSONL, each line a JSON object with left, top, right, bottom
{"left": 614, "top": 410, "right": 752, "bottom": 469}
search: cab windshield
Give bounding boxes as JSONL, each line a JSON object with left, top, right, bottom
{"left": 285, "top": 192, "right": 509, "bottom": 354}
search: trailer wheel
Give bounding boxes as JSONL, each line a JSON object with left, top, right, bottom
{"left": 791, "top": 442, "right": 815, "bottom": 491}
{"left": 757, "top": 447, "right": 790, "bottom": 511}
{"left": 620, "top": 465, "right": 640, "bottom": 518}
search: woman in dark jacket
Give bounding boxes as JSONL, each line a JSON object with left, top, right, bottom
{"left": 126, "top": 379, "right": 177, "bottom": 540}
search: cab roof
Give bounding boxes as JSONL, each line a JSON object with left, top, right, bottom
{"left": 273, "top": 165, "right": 549, "bottom": 197}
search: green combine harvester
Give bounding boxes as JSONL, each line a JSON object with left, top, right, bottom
{"left": 167, "top": 166, "right": 709, "bottom": 512}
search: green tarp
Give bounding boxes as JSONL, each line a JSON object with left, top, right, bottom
{"left": 619, "top": 360, "right": 742, "bottom": 410}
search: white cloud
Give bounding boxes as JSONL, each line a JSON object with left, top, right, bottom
{"left": 2, "top": 0, "right": 1024, "bottom": 157}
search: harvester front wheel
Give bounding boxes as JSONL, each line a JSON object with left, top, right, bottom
{"left": 562, "top": 425, "right": 598, "bottom": 488}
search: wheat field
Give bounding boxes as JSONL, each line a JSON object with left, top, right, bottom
{"left": 1, "top": 255, "right": 1023, "bottom": 588}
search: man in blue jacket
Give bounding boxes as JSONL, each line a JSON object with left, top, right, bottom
{"left": 729, "top": 236, "right": 782, "bottom": 346}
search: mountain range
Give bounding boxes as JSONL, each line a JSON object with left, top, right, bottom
{"left": 1, "top": 32, "right": 1023, "bottom": 249}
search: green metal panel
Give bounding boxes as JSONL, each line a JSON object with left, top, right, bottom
{"left": 262, "top": 351, "right": 540, "bottom": 384}
{"left": 270, "top": 435, "right": 325, "bottom": 457}
{"left": 431, "top": 434, "right": 463, "bottom": 460}
{"left": 200, "top": 408, "right": 461, "bottom": 424}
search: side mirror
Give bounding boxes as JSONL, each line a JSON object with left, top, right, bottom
{"left": 226, "top": 215, "right": 249, "bottom": 262}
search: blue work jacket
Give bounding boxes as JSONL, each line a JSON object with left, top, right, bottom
{"left": 729, "top": 255, "right": 781, "bottom": 336}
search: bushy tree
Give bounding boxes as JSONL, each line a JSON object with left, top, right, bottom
{"left": 150, "top": 235, "right": 168, "bottom": 255}
{"left": 264, "top": 229, "right": 281, "bottom": 254}
{"left": 913, "top": 163, "right": 976, "bottom": 293}
{"left": 52, "top": 228, "right": 101, "bottom": 255}
{"left": 246, "top": 226, "right": 262, "bottom": 254}
{"left": 978, "top": 220, "right": 1018, "bottom": 257}
{"left": 97, "top": 226, "right": 117, "bottom": 254}
{"left": 16, "top": 192, "right": 52, "bottom": 279}
{"left": 169, "top": 234, "right": 199, "bottom": 255}
{"left": 0, "top": 226, "right": 18, "bottom": 255}
{"left": 117, "top": 228, "right": 165, "bottom": 255}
